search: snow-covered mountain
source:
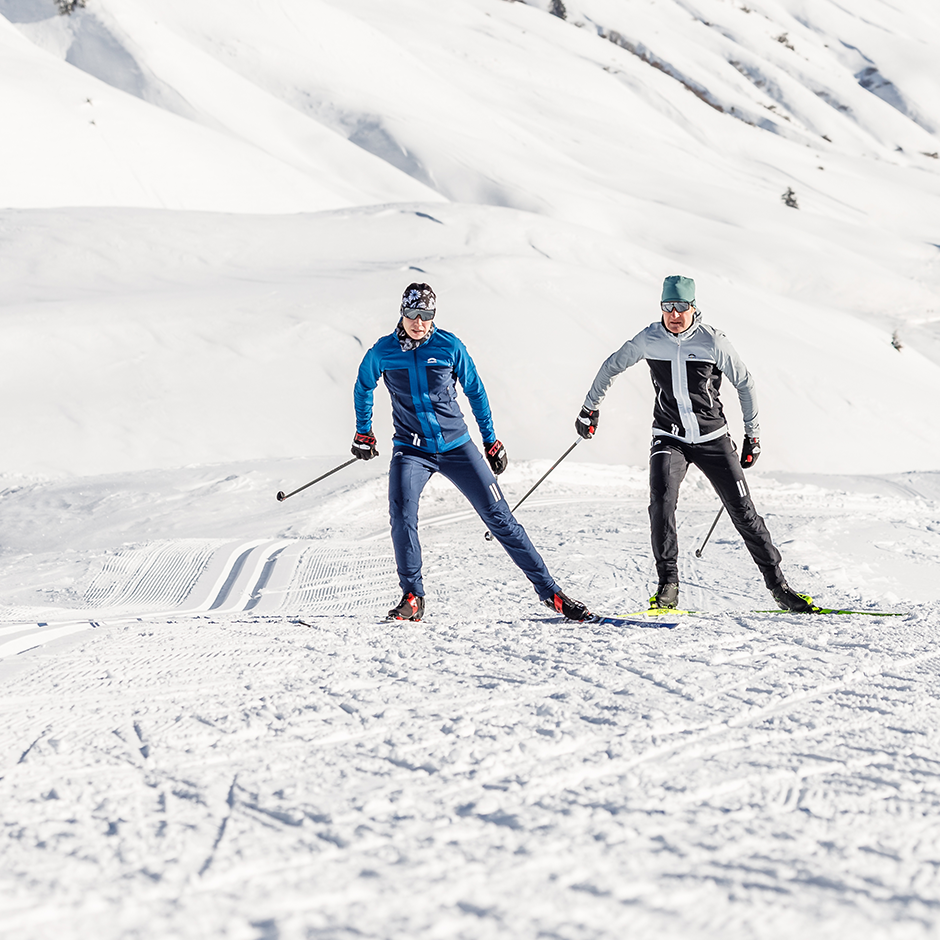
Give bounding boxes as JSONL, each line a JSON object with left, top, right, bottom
{"left": 3, "top": 4, "right": 940, "bottom": 939}
{"left": 1, "top": 0, "right": 940, "bottom": 476}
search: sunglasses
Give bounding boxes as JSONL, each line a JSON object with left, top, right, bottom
{"left": 661, "top": 301, "right": 692, "bottom": 313}
{"left": 401, "top": 307, "right": 436, "bottom": 321}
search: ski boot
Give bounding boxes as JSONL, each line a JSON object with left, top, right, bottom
{"left": 650, "top": 582, "right": 679, "bottom": 609}
{"left": 544, "top": 591, "right": 591, "bottom": 622}
{"left": 771, "top": 582, "right": 817, "bottom": 613}
{"left": 387, "top": 593, "right": 425, "bottom": 621}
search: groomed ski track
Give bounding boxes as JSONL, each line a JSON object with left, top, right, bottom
{"left": 3, "top": 467, "right": 940, "bottom": 940}
{"left": 0, "top": 492, "right": 659, "bottom": 660}
{"left": 0, "top": 537, "right": 399, "bottom": 659}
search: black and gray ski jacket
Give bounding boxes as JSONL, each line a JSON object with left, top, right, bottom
{"left": 583, "top": 312, "right": 759, "bottom": 443}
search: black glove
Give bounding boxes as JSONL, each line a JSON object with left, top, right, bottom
{"left": 484, "top": 440, "right": 508, "bottom": 475}
{"left": 741, "top": 436, "right": 760, "bottom": 468}
{"left": 351, "top": 430, "right": 378, "bottom": 460}
{"left": 575, "top": 406, "right": 599, "bottom": 439}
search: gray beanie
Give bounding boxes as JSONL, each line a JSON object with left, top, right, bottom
{"left": 661, "top": 275, "right": 695, "bottom": 304}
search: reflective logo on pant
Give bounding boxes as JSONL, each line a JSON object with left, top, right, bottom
{"left": 489, "top": 482, "right": 502, "bottom": 503}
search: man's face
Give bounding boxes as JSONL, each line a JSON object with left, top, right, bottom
{"left": 662, "top": 301, "right": 695, "bottom": 334}
{"left": 401, "top": 312, "right": 433, "bottom": 341}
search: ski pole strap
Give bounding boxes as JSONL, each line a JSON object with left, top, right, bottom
{"left": 508, "top": 438, "right": 581, "bottom": 514}
{"left": 276, "top": 457, "right": 358, "bottom": 502}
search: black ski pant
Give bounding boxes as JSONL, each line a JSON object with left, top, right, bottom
{"left": 649, "top": 434, "right": 784, "bottom": 588}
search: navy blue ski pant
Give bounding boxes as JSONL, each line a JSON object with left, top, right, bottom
{"left": 388, "top": 442, "right": 560, "bottom": 600}
{"left": 649, "top": 434, "right": 784, "bottom": 588}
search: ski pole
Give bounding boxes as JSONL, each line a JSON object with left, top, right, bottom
{"left": 276, "top": 457, "right": 358, "bottom": 502}
{"left": 484, "top": 438, "right": 581, "bottom": 540}
{"left": 694, "top": 506, "right": 724, "bottom": 557}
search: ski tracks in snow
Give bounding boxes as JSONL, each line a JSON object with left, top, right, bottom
{"left": 4, "top": 606, "right": 940, "bottom": 938}
{"left": 2, "top": 475, "right": 940, "bottom": 937}
{"left": 0, "top": 537, "right": 398, "bottom": 661}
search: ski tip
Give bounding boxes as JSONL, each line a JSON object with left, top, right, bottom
{"left": 815, "top": 608, "right": 904, "bottom": 616}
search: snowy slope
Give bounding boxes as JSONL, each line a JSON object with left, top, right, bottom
{"left": 2, "top": 2, "right": 940, "bottom": 937}
{"left": 1, "top": 202, "right": 938, "bottom": 478}
{"left": 0, "top": 5, "right": 440, "bottom": 210}
{"left": 1, "top": 0, "right": 940, "bottom": 475}
{"left": 2, "top": 462, "right": 940, "bottom": 939}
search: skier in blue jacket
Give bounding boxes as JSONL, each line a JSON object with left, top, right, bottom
{"left": 352, "top": 282, "right": 589, "bottom": 622}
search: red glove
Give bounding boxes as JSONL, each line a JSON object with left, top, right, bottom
{"left": 484, "top": 440, "right": 508, "bottom": 475}
{"left": 351, "top": 431, "right": 378, "bottom": 460}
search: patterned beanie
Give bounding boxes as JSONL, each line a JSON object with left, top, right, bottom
{"left": 401, "top": 282, "right": 436, "bottom": 314}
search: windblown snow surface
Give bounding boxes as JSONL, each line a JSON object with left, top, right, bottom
{"left": 3, "top": 1, "right": 940, "bottom": 938}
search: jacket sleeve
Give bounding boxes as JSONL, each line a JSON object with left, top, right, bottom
{"left": 453, "top": 339, "right": 496, "bottom": 443}
{"left": 583, "top": 331, "right": 647, "bottom": 409}
{"left": 713, "top": 330, "right": 760, "bottom": 437}
{"left": 353, "top": 343, "right": 383, "bottom": 433}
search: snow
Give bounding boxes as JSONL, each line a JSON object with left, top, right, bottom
{"left": 3, "top": 461, "right": 940, "bottom": 939}
{"left": 2, "top": 0, "right": 940, "bottom": 937}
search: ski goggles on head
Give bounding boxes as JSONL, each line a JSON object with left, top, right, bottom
{"left": 661, "top": 301, "right": 692, "bottom": 313}
{"left": 401, "top": 306, "right": 435, "bottom": 321}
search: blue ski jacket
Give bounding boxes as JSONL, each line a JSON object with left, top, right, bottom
{"left": 354, "top": 326, "right": 496, "bottom": 453}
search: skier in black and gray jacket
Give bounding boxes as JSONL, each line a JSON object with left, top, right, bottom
{"left": 575, "top": 275, "right": 815, "bottom": 613}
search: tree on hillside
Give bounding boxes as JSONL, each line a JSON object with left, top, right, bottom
{"left": 55, "top": 0, "right": 86, "bottom": 14}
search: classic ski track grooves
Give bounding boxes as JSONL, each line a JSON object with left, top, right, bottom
{"left": 0, "top": 539, "right": 397, "bottom": 658}
{"left": 0, "top": 495, "right": 642, "bottom": 658}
